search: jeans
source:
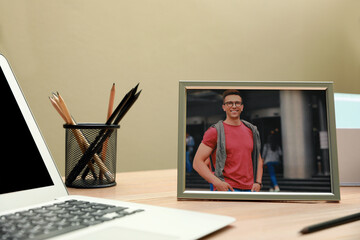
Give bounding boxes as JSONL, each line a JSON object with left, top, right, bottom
{"left": 186, "top": 151, "right": 192, "bottom": 173}
{"left": 266, "top": 162, "right": 279, "bottom": 187}
{"left": 232, "top": 189, "right": 251, "bottom": 192}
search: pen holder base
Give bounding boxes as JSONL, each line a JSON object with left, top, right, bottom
{"left": 69, "top": 179, "right": 116, "bottom": 189}
{"left": 64, "top": 123, "right": 119, "bottom": 188}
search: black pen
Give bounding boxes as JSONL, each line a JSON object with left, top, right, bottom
{"left": 300, "top": 212, "right": 360, "bottom": 234}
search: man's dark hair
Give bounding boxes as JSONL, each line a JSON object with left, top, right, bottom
{"left": 222, "top": 89, "right": 242, "bottom": 102}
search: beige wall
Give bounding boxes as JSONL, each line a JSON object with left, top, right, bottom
{"left": 0, "top": 0, "right": 359, "bottom": 175}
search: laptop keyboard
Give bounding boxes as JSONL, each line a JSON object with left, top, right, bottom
{"left": 0, "top": 200, "right": 144, "bottom": 240}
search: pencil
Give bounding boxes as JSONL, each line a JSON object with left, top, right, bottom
{"left": 49, "top": 97, "right": 67, "bottom": 123}
{"left": 56, "top": 92, "right": 74, "bottom": 125}
{"left": 49, "top": 95, "right": 97, "bottom": 179}
{"left": 100, "top": 83, "right": 116, "bottom": 180}
{"left": 65, "top": 84, "right": 141, "bottom": 185}
{"left": 50, "top": 93, "right": 114, "bottom": 182}
{"left": 114, "top": 90, "right": 142, "bottom": 124}
{"left": 50, "top": 94, "right": 98, "bottom": 177}
{"left": 300, "top": 212, "right": 360, "bottom": 234}
{"left": 107, "top": 83, "right": 116, "bottom": 119}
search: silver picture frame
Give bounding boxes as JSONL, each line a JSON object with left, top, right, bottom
{"left": 177, "top": 81, "right": 340, "bottom": 201}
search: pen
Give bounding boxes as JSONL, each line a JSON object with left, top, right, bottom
{"left": 300, "top": 212, "right": 360, "bottom": 234}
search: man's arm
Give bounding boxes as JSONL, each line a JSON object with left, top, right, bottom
{"left": 193, "top": 143, "right": 234, "bottom": 191}
{"left": 251, "top": 155, "right": 264, "bottom": 192}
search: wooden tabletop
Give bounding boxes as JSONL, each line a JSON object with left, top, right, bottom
{"left": 67, "top": 169, "right": 360, "bottom": 240}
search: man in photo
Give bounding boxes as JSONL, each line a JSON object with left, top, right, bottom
{"left": 193, "top": 89, "right": 263, "bottom": 192}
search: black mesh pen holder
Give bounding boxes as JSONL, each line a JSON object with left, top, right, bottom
{"left": 64, "top": 123, "right": 120, "bottom": 188}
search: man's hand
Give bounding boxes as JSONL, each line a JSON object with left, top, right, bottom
{"left": 251, "top": 183, "right": 261, "bottom": 192}
{"left": 213, "top": 179, "right": 234, "bottom": 191}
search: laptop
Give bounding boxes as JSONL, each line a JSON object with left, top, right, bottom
{"left": 0, "top": 54, "right": 235, "bottom": 240}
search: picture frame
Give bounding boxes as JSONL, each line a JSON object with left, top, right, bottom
{"left": 177, "top": 81, "right": 340, "bottom": 201}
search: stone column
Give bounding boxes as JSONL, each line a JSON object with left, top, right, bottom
{"left": 280, "top": 90, "right": 315, "bottom": 179}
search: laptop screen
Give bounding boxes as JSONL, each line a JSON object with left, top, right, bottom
{"left": 0, "top": 66, "right": 54, "bottom": 194}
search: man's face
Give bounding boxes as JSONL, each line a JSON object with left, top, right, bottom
{"left": 222, "top": 94, "right": 244, "bottom": 119}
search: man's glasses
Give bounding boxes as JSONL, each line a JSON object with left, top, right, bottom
{"left": 223, "top": 101, "right": 242, "bottom": 107}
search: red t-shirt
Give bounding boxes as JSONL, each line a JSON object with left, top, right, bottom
{"left": 202, "top": 122, "right": 254, "bottom": 190}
